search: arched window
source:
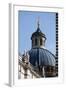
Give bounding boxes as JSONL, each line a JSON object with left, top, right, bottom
{"left": 35, "top": 38, "right": 37, "bottom": 45}
{"left": 40, "top": 38, "right": 42, "bottom": 45}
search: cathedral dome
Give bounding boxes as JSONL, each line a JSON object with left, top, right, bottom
{"left": 29, "top": 48, "right": 55, "bottom": 67}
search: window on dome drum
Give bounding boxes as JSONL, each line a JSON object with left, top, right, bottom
{"left": 35, "top": 38, "right": 37, "bottom": 45}
{"left": 46, "top": 66, "right": 53, "bottom": 73}
{"left": 40, "top": 38, "right": 42, "bottom": 45}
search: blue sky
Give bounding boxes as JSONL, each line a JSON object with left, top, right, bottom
{"left": 18, "top": 11, "right": 56, "bottom": 55}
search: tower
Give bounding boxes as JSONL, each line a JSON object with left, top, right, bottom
{"left": 31, "top": 19, "right": 46, "bottom": 49}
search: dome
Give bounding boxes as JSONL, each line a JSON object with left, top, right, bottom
{"left": 31, "top": 18, "right": 46, "bottom": 40}
{"left": 31, "top": 29, "right": 46, "bottom": 40}
{"left": 29, "top": 48, "right": 56, "bottom": 67}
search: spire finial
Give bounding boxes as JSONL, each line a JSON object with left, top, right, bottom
{"left": 37, "top": 17, "right": 40, "bottom": 28}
